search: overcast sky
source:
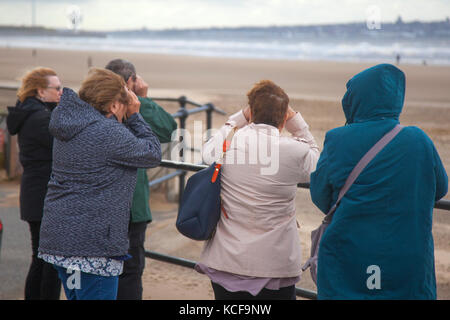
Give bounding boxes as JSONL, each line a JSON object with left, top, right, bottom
{"left": 1, "top": 0, "right": 449, "bottom": 30}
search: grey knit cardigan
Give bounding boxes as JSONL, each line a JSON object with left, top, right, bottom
{"left": 38, "top": 88, "right": 162, "bottom": 257}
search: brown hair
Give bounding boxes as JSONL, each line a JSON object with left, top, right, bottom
{"left": 78, "top": 68, "right": 129, "bottom": 114}
{"left": 17, "top": 67, "right": 57, "bottom": 102}
{"left": 247, "top": 80, "right": 289, "bottom": 128}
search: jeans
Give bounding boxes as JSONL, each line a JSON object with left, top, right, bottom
{"left": 54, "top": 265, "right": 118, "bottom": 300}
{"left": 211, "top": 282, "right": 297, "bottom": 300}
{"left": 117, "top": 221, "right": 148, "bottom": 300}
{"left": 25, "top": 221, "right": 61, "bottom": 300}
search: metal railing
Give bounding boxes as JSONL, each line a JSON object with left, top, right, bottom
{"left": 153, "top": 160, "right": 450, "bottom": 211}
{"left": 144, "top": 250, "right": 318, "bottom": 300}
{"left": 151, "top": 96, "right": 226, "bottom": 205}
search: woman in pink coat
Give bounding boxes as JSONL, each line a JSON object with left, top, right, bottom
{"left": 196, "top": 80, "right": 320, "bottom": 300}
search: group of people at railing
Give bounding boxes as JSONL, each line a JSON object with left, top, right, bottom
{"left": 6, "top": 60, "right": 448, "bottom": 300}
{"left": 7, "top": 60, "right": 176, "bottom": 300}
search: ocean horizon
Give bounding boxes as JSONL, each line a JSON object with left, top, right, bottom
{"left": 1, "top": 22, "right": 450, "bottom": 65}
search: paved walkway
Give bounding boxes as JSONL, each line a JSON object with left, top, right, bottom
{"left": 0, "top": 179, "right": 29, "bottom": 300}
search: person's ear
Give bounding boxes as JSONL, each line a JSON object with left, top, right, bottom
{"left": 37, "top": 88, "right": 46, "bottom": 99}
{"left": 126, "top": 76, "right": 134, "bottom": 91}
{"left": 109, "top": 101, "right": 120, "bottom": 116}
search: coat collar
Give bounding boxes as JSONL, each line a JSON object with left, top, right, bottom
{"left": 247, "top": 122, "right": 280, "bottom": 136}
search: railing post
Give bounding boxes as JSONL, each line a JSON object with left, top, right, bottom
{"left": 177, "top": 96, "right": 187, "bottom": 207}
{"left": 206, "top": 103, "right": 213, "bottom": 140}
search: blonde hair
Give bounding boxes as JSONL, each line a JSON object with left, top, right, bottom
{"left": 78, "top": 68, "right": 129, "bottom": 114}
{"left": 17, "top": 67, "right": 57, "bottom": 103}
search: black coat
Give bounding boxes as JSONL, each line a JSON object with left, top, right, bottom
{"left": 7, "top": 97, "right": 56, "bottom": 221}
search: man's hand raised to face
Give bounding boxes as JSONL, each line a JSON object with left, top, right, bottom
{"left": 127, "top": 74, "right": 149, "bottom": 98}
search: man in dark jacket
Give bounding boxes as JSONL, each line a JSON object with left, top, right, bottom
{"left": 106, "top": 59, "right": 177, "bottom": 300}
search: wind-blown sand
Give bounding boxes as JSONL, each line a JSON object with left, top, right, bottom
{"left": 0, "top": 47, "right": 449, "bottom": 299}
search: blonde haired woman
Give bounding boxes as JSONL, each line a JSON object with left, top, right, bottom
{"left": 37, "top": 68, "right": 162, "bottom": 300}
{"left": 7, "top": 67, "right": 63, "bottom": 300}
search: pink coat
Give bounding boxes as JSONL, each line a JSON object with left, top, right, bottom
{"left": 200, "top": 110, "right": 320, "bottom": 278}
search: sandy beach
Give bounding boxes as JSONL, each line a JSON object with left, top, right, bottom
{"left": 0, "top": 47, "right": 449, "bottom": 299}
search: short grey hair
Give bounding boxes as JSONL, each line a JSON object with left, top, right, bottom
{"left": 105, "top": 59, "right": 136, "bottom": 82}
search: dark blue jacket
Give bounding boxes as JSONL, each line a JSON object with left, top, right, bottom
{"left": 39, "top": 88, "right": 161, "bottom": 257}
{"left": 310, "top": 64, "right": 448, "bottom": 299}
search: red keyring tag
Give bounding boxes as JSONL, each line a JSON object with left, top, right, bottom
{"left": 211, "top": 163, "right": 221, "bottom": 183}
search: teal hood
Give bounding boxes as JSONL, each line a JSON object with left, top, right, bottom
{"left": 342, "top": 63, "right": 405, "bottom": 124}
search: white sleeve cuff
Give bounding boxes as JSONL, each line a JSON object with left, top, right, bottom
{"left": 285, "top": 112, "right": 308, "bottom": 135}
{"left": 226, "top": 110, "right": 249, "bottom": 128}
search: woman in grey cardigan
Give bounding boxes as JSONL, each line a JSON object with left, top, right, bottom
{"left": 38, "top": 68, "right": 162, "bottom": 300}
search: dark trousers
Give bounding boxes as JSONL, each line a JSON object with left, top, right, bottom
{"left": 211, "top": 282, "right": 296, "bottom": 300}
{"left": 25, "top": 221, "right": 61, "bottom": 300}
{"left": 117, "top": 221, "right": 148, "bottom": 300}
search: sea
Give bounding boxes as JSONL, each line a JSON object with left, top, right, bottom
{"left": 1, "top": 21, "right": 450, "bottom": 65}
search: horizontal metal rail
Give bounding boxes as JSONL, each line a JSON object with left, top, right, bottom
{"left": 153, "top": 96, "right": 226, "bottom": 113}
{"left": 152, "top": 96, "right": 204, "bottom": 108}
{"left": 160, "top": 159, "right": 206, "bottom": 171}
{"left": 148, "top": 170, "right": 184, "bottom": 188}
{"left": 150, "top": 96, "right": 227, "bottom": 119}
{"left": 145, "top": 249, "right": 318, "bottom": 300}
{"left": 435, "top": 200, "right": 450, "bottom": 211}
{"left": 145, "top": 250, "right": 196, "bottom": 269}
{"left": 0, "top": 84, "right": 19, "bottom": 91}
{"left": 159, "top": 160, "right": 450, "bottom": 211}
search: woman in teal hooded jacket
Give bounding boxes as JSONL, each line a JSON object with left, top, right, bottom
{"left": 310, "top": 64, "right": 448, "bottom": 299}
